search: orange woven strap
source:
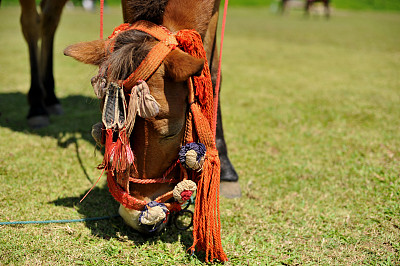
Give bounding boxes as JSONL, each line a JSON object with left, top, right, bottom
{"left": 104, "top": 21, "right": 178, "bottom": 90}
{"left": 127, "top": 20, "right": 176, "bottom": 44}
{"left": 122, "top": 41, "right": 173, "bottom": 89}
{"left": 108, "top": 23, "right": 132, "bottom": 39}
{"left": 120, "top": 21, "right": 178, "bottom": 90}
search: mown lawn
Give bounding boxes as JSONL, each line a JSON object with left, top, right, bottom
{"left": 1, "top": 6, "right": 399, "bottom": 265}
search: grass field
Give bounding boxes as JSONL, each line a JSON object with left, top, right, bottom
{"left": 1, "top": 6, "right": 400, "bottom": 265}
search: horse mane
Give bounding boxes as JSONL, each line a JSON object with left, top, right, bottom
{"left": 123, "top": 0, "right": 216, "bottom": 37}
{"left": 124, "top": 0, "right": 169, "bottom": 24}
{"left": 104, "top": 0, "right": 218, "bottom": 84}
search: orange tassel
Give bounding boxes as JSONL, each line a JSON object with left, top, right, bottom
{"left": 176, "top": 30, "right": 227, "bottom": 262}
{"left": 190, "top": 149, "right": 227, "bottom": 262}
{"left": 188, "top": 102, "right": 227, "bottom": 262}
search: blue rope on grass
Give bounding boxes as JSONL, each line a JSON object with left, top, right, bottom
{"left": 0, "top": 215, "right": 120, "bottom": 226}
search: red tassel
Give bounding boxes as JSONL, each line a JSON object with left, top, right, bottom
{"left": 101, "top": 128, "right": 115, "bottom": 170}
{"left": 102, "top": 128, "right": 135, "bottom": 193}
{"left": 112, "top": 129, "right": 134, "bottom": 172}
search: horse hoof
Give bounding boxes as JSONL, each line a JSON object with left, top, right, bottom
{"left": 27, "top": 115, "right": 50, "bottom": 129}
{"left": 220, "top": 181, "right": 241, "bottom": 198}
{"left": 220, "top": 156, "right": 239, "bottom": 182}
{"left": 46, "top": 103, "right": 64, "bottom": 115}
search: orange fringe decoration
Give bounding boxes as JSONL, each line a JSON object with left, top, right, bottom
{"left": 177, "top": 30, "right": 228, "bottom": 262}
{"left": 189, "top": 104, "right": 227, "bottom": 262}
{"left": 102, "top": 128, "right": 135, "bottom": 192}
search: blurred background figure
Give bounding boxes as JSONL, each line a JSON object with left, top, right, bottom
{"left": 82, "top": 0, "right": 95, "bottom": 11}
{"left": 66, "top": 0, "right": 107, "bottom": 12}
{"left": 277, "top": 0, "right": 330, "bottom": 18}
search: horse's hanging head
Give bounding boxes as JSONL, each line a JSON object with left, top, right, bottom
{"left": 64, "top": 20, "right": 227, "bottom": 262}
{"left": 64, "top": 24, "right": 204, "bottom": 229}
{"left": 65, "top": 27, "right": 204, "bottom": 160}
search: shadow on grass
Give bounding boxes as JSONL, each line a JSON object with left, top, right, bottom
{"left": 0, "top": 92, "right": 100, "bottom": 182}
{"left": 51, "top": 186, "right": 195, "bottom": 250}
{"left": 0, "top": 92, "right": 195, "bottom": 250}
{"left": 0, "top": 92, "right": 100, "bottom": 144}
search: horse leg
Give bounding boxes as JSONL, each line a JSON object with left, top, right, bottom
{"left": 215, "top": 75, "right": 241, "bottom": 198}
{"left": 304, "top": 0, "right": 312, "bottom": 17}
{"left": 279, "top": 0, "right": 289, "bottom": 14}
{"left": 39, "top": 0, "right": 67, "bottom": 115}
{"left": 19, "top": 0, "right": 50, "bottom": 128}
{"left": 324, "top": 0, "right": 330, "bottom": 18}
{"left": 205, "top": 7, "right": 240, "bottom": 198}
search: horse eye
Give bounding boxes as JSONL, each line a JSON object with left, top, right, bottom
{"left": 162, "top": 132, "right": 179, "bottom": 140}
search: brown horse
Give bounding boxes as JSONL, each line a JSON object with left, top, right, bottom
{"left": 19, "top": 0, "right": 68, "bottom": 128}
{"left": 18, "top": 0, "right": 239, "bottom": 190}
{"left": 64, "top": 0, "right": 233, "bottom": 261}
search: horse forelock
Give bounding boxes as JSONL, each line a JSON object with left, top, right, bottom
{"left": 103, "top": 30, "right": 156, "bottom": 82}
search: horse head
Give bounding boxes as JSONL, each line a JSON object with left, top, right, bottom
{"left": 64, "top": 23, "right": 204, "bottom": 230}
{"left": 64, "top": 1, "right": 227, "bottom": 262}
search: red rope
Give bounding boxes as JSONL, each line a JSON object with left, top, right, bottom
{"left": 212, "top": 0, "right": 229, "bottom": 137}
{"left": 100, "top": 0, "right": 104, "bottom": 39}
{"left": 79, "top": 167, "right": 105, "bottom": 203}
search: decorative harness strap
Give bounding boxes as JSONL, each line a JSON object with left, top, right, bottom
{"left": 99, "top": 21, "right": 227, "bottom": 263}
{"left": 107, "top": 21, "right": 178, "bottom": 90}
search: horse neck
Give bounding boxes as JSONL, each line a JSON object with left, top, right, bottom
{"left": 162, "top": 0, "right": 221, "bottom": 65}
{"left": 121, "top": 0, "right": 220, "bottom": 37}
{"left": 163, "top": 0, "right": 219, "bottom": 38}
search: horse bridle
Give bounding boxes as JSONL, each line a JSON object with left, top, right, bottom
{"left": 96, "top": 21, "right": 206, "bottom": 231}
{"left": 92, "top": 20, "right": 227, "bottom": 261}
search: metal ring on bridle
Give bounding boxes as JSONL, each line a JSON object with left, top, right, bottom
{"left": 174, "top": 209, "right": 194, "bottom": 231}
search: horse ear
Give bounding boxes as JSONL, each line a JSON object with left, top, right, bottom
{"left": 164, "top": 49, "right": 204, "bottom": 82}
{"left": 64, "top": 39, "right": 106, "bottom": 65}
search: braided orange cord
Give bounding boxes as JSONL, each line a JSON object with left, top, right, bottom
{"left": 108, "top": 171, "right": 181, "bottom": 211}
{"left": 129, "top": 177, "right": 178, "bottom": 184}
{"left": 108, "top": 23, "right": 131, "bottom": 39}
{"left": 107, "top": 171, "right": 147, "bottom": 210}
{"left": 179, "top": 164, "right": 189, "bottom": 181}
{"left": 129, "top": 159, "right": 179, "bottom": 184}
{"left": 155, "top": 191, "right": 173, "bottom": 203}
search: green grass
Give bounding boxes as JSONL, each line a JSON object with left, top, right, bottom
{"left": 229, "top": 0, "right": 400, "bottom": 11}
{"left": 1, "top": 6, "right": 400, "bottom": 265}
